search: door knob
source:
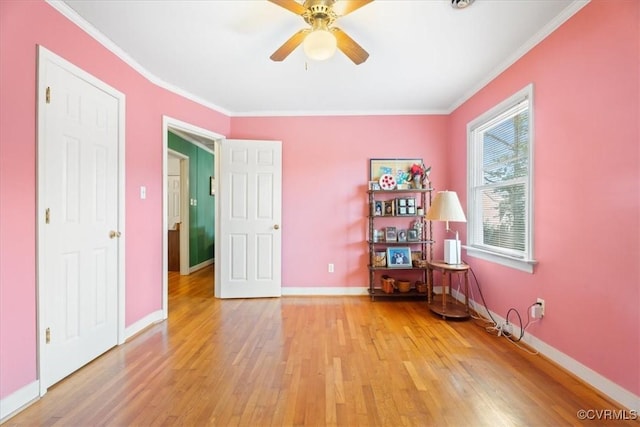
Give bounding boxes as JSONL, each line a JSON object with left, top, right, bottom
{"left": 109, "top": 230, "right": 121, "bottom": 239}
{"left": 273, "top": 224, "right": 280, "bottom": 230}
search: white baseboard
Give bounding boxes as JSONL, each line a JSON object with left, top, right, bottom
{"left": 0, "top": 380, "right": 39, "bottom": 422}
{"left": 124, "top": 309, "right": 164, "bottom": 341}
{"left": 464, "top": 296, "right": 640, "bottom": 411}
{"left": 189, "top": 258, "right": 213, "bottom": 273}
{"left": 282, "top": 286, "right": 369, "bottom": 296}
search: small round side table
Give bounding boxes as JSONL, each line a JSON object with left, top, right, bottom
{"left": 426, "top": 260, "right": 471, "bottom": 320}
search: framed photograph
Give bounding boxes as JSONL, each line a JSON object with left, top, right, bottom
{"left": 383, "top": 200, "right": 395, "bottom": 216}
{"left": 369, "top": 158, "right": 424, "bottom": 186}
{"left": 407, "top": 197, "right": 416, "bottom": 207}
{"left": 407, "top": 206, "right": 416, "bottom": 215}
{"left": 373, "top": 201, "right": 383, "bottom": 216}
{"left": 407, "top": 229, "right": 419, "bottom": 241}
{"left": 398, "top": 206, "right": 407, "bottom": 215}
{"left": 386, "top": 247, "right": 412, "bottom": 268}
{"left": 369, "top": 181, "right": 381, "bottom": 191}
{"left": 385, "top": 227, "right": 397, "bottom": 242}
{"left": 397, "top": 229, "right": 408, "bottom": 242}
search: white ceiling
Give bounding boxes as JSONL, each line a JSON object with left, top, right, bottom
{"left": 57, "top": 0, "right": 587, "bottom": 116}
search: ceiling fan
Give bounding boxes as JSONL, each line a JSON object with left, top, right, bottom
{"left": 268, "top": 0, "right": 372, "bottom": 65}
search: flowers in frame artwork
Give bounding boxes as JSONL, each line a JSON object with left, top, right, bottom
{"left": 370, "top": 158, "right": 424, "bottom": 186}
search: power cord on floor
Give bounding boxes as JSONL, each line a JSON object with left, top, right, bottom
{"left": 463, "top": 259, "right": 540, "bottom": 355}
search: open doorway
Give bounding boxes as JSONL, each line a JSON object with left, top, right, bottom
{"left": 162, "top": 116, "right": 223, "bottom": 319}
{"left": 167, "top": 150, "right": 189, "bottom": 275}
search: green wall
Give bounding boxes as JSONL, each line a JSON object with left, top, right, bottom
{"left": 168, "top": 132, "right": 215, "bottom": 267}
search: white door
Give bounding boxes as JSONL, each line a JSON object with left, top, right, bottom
{"left": 167, "top": 175, "right": 181, "bottom": 230}
{"left": 37, "top": 47, "right": 124, "bottom": 390}
{"left": 217, "top": 139, "right": 282, "bottom": 298}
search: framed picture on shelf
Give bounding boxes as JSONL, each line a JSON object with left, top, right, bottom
{"left": 369, "top": 181, "right": 381, "bottom": 191}
{"left": 383, "top": 200, "right": 395, "bottom": 216}
{"left": 385, "top": 227, "right": 397, "bottom": 242}
{"left": 407, "top": 229, "right": 419, "bottom": 241}
{"left": 373, "top": 201, "right": 383, "bottom": 216}
{"left": 386, "top": 247, "right": 412, "bottom": 268}
{"left": 397, "top": 229, "right": 408, "bottom": 242}
{"left": 369, "top": 158, "right": 424, "bottom": 187}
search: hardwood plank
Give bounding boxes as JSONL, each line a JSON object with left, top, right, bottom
{"left": 4, "top": 265, "right": 637, "bottom": 426}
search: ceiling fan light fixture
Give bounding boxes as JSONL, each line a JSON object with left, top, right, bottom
{"left": 303, "top": 29, "right": 337, "bottom": 61}
{"left": 451, "top": 0, "right": 475, "bottom": 9}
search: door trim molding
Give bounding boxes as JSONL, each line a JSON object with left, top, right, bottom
{"left": 167, "top": 149, "right": 190, "bottom": 276}
{"left": 162, "top": 116, "right": 223, "bottom": 318}
{"left": 36, "top": 45, "right": 126, "bottom": 395}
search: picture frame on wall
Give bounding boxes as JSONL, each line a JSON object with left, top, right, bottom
{"left": 386, "top": 247, "right": 412, "bottom": 268}
{"left": 369, "top": 158, "right": 424, "bottom": 186}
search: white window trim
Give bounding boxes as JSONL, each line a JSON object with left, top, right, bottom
{"left": 466, "top": 84, "right": 537, "bottom": 273}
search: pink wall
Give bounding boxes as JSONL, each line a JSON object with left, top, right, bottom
{"left": 230, "top": 115, "right": 448, "bottom": 287}
{"left": 0, "top": 0, "right": 229, "bottom": 398}
{"left": 1, "top": 0, "right": 637, "bottom": 408}
{"left": 448, "top": 0, "right": 639, "bottom": 396}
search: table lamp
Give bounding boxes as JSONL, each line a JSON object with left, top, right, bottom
{"left": 426, "top": 191, "right": 467, "bottom": 264}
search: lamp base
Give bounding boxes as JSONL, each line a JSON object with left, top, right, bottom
{"left": 444, "top": 239, "right": 461, "bottom": 264}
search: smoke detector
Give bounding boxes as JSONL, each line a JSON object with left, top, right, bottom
{"left": 451, "top": 0, "right": 475, "bottom": 9}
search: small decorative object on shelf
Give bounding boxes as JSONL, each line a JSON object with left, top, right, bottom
{"left": 367, "top": 158, "right": 434, "bottom": 300}
{"left": 409, "top": 163, "right": 432, "bottom": 189}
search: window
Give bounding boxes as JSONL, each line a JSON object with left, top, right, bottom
{"left": 467, "top": 84, "right": 536, "bottom": 273}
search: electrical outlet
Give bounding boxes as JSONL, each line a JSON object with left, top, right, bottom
{"left": 502, "top": 323, "right": 513, "bottom": 336}
{"left": 536, "top": 298, "right": 545, "bottom": 317}
{"left": 328, "top": 263, "right": 334, "bottom": 273}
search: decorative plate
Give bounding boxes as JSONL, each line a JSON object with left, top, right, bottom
{"left": 379, "top": 174, "right": 396, "bottom": 190}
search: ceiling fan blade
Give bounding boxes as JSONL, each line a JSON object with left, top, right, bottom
{"left": 268, "top": 0, "right": 307, "bottom": 15}
{"left": 333, "top": 0, "right": 374, "bottom": 17}
{"left": 332, "top": 27, "right": 369, "bottom": 65}
{"left": 270, "top": 29, "right": 310, "bottom": 61}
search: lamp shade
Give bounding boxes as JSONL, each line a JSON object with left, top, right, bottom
{"left": 303, "top": 29, "right": 337, "bottom": 61}
{"left": 426, "top": 191, "right": 466, "bottom": 223}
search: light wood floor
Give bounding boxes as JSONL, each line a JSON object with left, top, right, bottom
{"left": 4, "top": 265, "right": 635, "bottom": 426}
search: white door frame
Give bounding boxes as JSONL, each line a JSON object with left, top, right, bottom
{"left": 161, "top": 116, "right": 223, "bottom": 318}
{"left": 167, "top": 149, "right": 190, "bottom": 275}
{"left": 36, "top": 45, "right": 126, "bottom": 395}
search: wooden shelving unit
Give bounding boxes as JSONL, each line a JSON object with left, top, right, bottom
{"left": 367, "top": 188, "right": 433, "bottom": 301}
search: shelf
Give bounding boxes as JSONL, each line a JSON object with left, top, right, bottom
{"left": 428, "top": 294, "right": 470, "bottom": 319}
{"left": 368, "top": 266, "right": 425, "bottom": 271}
{"left": 368, "top": 188, "right": 433, "bottom": 194}
{"left": 367, "top": 184, "right": 433, "bottom": 301}
{"left": 368, "top": 240, "right": 434, "bottom": 245}
{"left": 368, "top": 215, "right": 423, "bottom": 218}
{"left": 369, "top": 288, "right": 429, "bottom": 300}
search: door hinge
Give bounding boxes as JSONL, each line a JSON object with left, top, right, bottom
{"left": 45, "top": 208, "right": 50, "bottom": 224}
{"left": 46, "top": 86, "right": 51, "bottom": 104}
{"left": 45, "top": 327, "right": 51, "bottom": 344}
